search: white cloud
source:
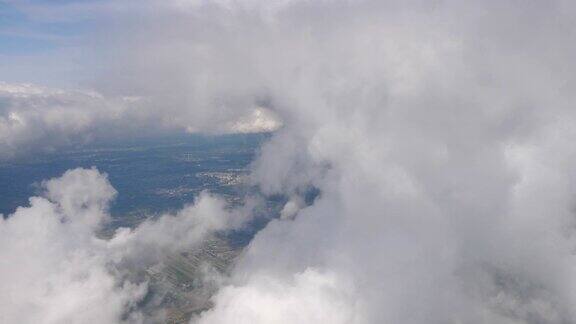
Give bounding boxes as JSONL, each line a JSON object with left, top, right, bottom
{"left": 0, "top": 168, "right": 244, "bottom": 323}
{"left": 116, "top": 1, "right": 576, "bottom": 323}
{"left": 0, "top": 82, "right": 281, "bottom": 159}
{"left": 197, "top": 269, "right": 365, "bottom": 324}
{"left": 4, "top": 0, "right": 576, "bottom": 323}
{"left": 0, "top": 82, "right": 127, "bottom": 159}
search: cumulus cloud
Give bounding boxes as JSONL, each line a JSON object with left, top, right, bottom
{"left": 0, "top": 168, "right": 244, "bottom": 323}
{"left": 0, "top": 82, "right": 280, "bottom": 159}
{"left": 0, "top": 82, "right": 123, "bottom": 158}
{"left": 197, "top": 269, "right": 364, "bottom": 324}
{"left": 4, "top": 0, "right": 576, "bottom": 324}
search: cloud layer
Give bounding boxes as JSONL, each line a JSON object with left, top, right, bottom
{"left": 135, "top": 1, "right": 576, "bottom": 323}
{"left": 0, "top": 82, "right": 280, "bottom": 159}
{"left": 4, "top": 0, "right": 576, "bottom": 323}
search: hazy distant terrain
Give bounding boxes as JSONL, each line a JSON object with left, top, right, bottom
{"left": 0, "top": 133, "right": 267, "bottom": 218}
{"left": 0, "top": 133, "right": 279, "bottom": 323}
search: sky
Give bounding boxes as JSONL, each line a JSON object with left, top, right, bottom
{"left": 4, "top": 1, "right": 576, "bottom": 324}
{"left": 0, "top": 0, "right": 98, "bottom": 85}
{"left": 0, "top": 0, "right": 282, "bottom": 159}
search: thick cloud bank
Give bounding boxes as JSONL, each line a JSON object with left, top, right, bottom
{"left": 4, "top": 0, "right": 576, "bottom": 323}
{"left": 151, "top": 1, "right": 576, "bottom": 323}
{"left": 0, "top": 82, "right": 280, "bottom": 159}
{"left": 0, "top": 168, "right": 243, "bottom": 323}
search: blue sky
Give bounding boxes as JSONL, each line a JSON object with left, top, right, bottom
{"left": 1, "top": 4, "right": 82, "bottom": 52}
{"left": 0, "top": 0, "right": 102, "bottom": 86}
